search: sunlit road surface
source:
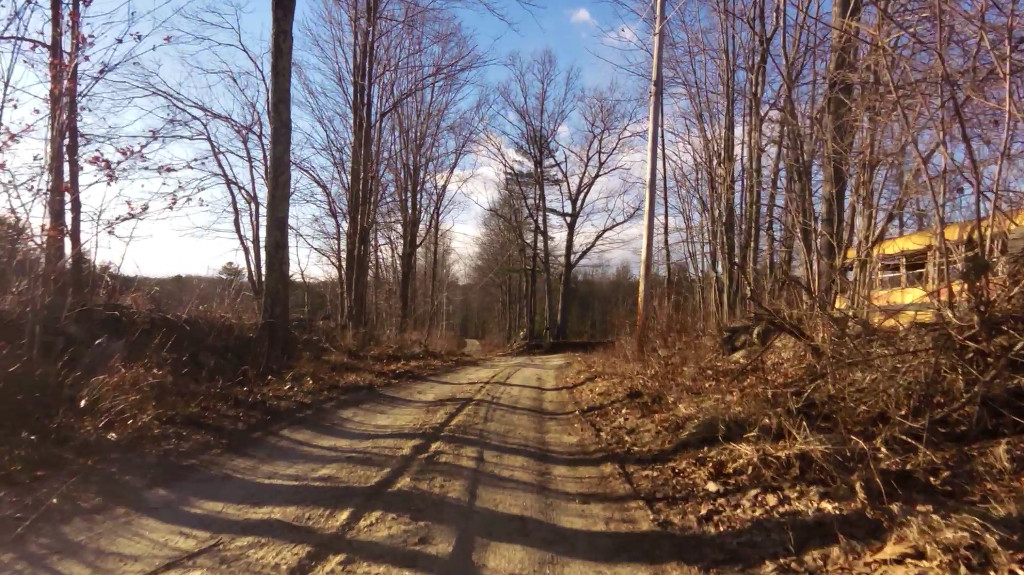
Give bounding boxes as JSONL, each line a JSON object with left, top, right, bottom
{"left": 1, "top": 356, "right": 696, "bottom": 574}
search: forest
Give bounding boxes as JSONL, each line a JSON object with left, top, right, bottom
{"left": 1, "top": 0, "right": 1023, "bottom": 573}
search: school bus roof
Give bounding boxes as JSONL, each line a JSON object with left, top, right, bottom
{"left": 844, "top": 209, "right": 1024, "bottom": 261}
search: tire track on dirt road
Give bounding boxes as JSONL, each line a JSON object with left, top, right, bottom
{"left": 285, "top": 365, "right": 519, "bottom": 574}
{"left": 1, "top": 356, "right": 705, "bottom": 574}
{"left": 315, "top": 356, "right": 697, "bottom": 574}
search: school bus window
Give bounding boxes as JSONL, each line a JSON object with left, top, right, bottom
{"left": 837, "top": 210, "right": 1024, "bottom": 326}
{"left": 929, "top": 245, "right": 956, "bottom": 285}
{"left": 905, "top": 250, "right": 928, "bottom": 288}
{"left": 878, "top": 257, "right": 902, "bottom": 290}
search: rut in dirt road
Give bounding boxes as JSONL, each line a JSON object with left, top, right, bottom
{"left": 1, "top": 356, "right": 707, "bottom": 574}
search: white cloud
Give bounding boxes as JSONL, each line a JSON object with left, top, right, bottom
{"left": 569, "top": 7, "right": 597, "bottom": 26}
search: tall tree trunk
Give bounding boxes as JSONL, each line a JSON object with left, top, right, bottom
{"left": 818, "top": 0, "right": 862, "bottom": 307}
{"left": 721, "top": 100, "right": 736, "bottom": 320}
{"left": 783, "top": 99, "right": 816, "bottom": 298}
{"left": 516, "top": 262, "right": 524, "bottom": 340}
{"left": 398, "top": 229, "right": 416, "bottom": 333}
{"left": 660, "top": 94, "right": 672, "bottom": 304}
{"left": 371, "top": 226, "right": 382, "bottom": 333}
{"left": 346, "top": 3, "right": 368, "bottom": 336}
{"left": 425, "top": 213, "right": 441, "bottom": 341}
{"left": 704, "top": 165, "right": 722, "bottom": 326}
{"left": 765, "top": 122, "right": 786, "bottom": 293}
{"left": 555, "top": 223, "right": 575, "bottom": 340}
{"left": 538, "top": 166, "right": 555, "bottom": 342}
{"left": 742, "top": 1, "right": 770, "bottom": 303}
{"left": 257, "top": 0, "right": 296, "bottom": 369}
{"left": 67, "top": 0, "right": 84, "bottom": 304}
{"left": 526, "top": 203, "right": 538, "bottom": 341}
{"left": 719, "top": 1, "right": 738, "bottom": 321}
{"left": 345, "top": 0, "right": 379, "bottom": 342}
{"left": 45, "top": 0, "right": 66, "bottom": 300}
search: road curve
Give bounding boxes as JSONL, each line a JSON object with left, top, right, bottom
{"left": 1, "top": 356, "right": 695, "bottom": 574}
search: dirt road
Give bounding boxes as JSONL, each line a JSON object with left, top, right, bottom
{"left": 1, "top": 356, "right": 697, "bottom": 574}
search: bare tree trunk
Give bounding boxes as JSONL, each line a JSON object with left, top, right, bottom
{"left": 779, "top": 172, "right": 796, "bottom": 283}
{"left": 67, "top": 0, "right": 84, "bottom": 305}
{"left": 345, "top": 0, "right": 380, "bottom": 342}
{"left": 660, "top": 93, "right": 672, "bottom": 304}
{"left": 818, "top": 0, "right": 862, "bottom": 307}
{"left": 555, "top": 223, "right": 575, "bottom": 340}
{"left": 740, "top": 0, "right": 774, "bottom": 304}
{"left": 538, "top": 164, "right": 555, "bottom": 342}
{"left": 45, "top": 0, "right": 66, "bottom": 300}
{"left": 636, "top": 0, "right": 666, "bottom": 350}
{"left": 719, "top": 0, "right": 738, "bottom": 321}
{"left": 425, "top": 213, "right": 441, "bottom": 340}
{"left": 782, "top": 95, "right": 816, "bottom": 298}
{"left": 346, "top": 1, "right": 369, "bottom": 337}
{"left": 765, "top": 122, "right": 786, "bottom": 293}
{"left": 294, "top": 241, "right": 311, "bottom": 323}
{"left": 527, "top": 199, "right": 538, "bottom": 340}
{"left": 257, "top": 0, "right": 296, "bottom": 369}
{"left": 371, "top": 225, "right": 383, "bottom": 334}
{"left": 398, "top": 228, "right": 417, "bottom": 333}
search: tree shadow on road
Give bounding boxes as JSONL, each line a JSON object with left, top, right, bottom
{"left": 3, "top": 369, "right": 890, "bottom": 575}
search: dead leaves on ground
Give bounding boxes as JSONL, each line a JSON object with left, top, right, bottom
{"left": 566, "top": 339, "right": 1024, "bottom": 574}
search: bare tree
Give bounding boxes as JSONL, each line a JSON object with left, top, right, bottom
{"left": 67, "top": 0, "right": 84, "bottom": 302}
{"left": 818, "top": 0, "right": 863, "bottom": 305}
{"left": 257, "top": 0, "right": 296, "bottom": 367}
{"left": 44, "top": 0, "right": 65, "bottom": 300}
{"left": 488, "top": 48, "right": 580, "bottom": 341}
{"left": 389, "top": 10, "right": 481, "bottom": 334}
{"left": 301, "top": 0, "right": 490, "bottom": 342}
{"left": 422, "top": 100, "right": 482, "bottom": 341}
{"left": 306, "top": 0, "right": 412, "bottom": 339}
{"left": 138, "top": 6, "right": 272, "bottom": 303}
{"left": 550, "top": 84, "right": 641, "bottom": 339}
{"left": 294, "top": 49, "right": 352, "bottom": 323}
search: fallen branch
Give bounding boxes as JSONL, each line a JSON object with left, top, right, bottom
{"left": 142, "top": 537, "right": 224, "bottom": 575}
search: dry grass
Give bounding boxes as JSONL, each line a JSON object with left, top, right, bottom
{"left": 567, "top": 308, "right": 1024, "bottom": 573}
{"left": 0, "top": 305, "right": 466, "bottom": 487}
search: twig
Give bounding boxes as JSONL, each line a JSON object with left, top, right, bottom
{"left": 141, "top": 537, "right": 224, "bottom": 575}
{"left": 9, "top": 474, "right": 79, "bottom": 540}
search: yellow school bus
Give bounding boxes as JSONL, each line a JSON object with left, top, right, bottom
{"left": 836, "top": 210, "right": 1024, "bottom": 327}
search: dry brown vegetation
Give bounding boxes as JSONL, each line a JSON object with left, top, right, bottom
{"left": 567, "top": 305, "right": 1024, "bottom": 573}
{"left": 1, "top": 0, "right": 1022, "bottom": 568}
{"left": 0, "top": 304, "right": 466, "bottom": 489}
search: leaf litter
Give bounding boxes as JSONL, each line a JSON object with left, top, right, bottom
{"left": 565, "top": 317, "right": 1024, "bottom": 574}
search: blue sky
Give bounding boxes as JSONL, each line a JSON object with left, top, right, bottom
{"left": 291, "top": 0, "right": 625, "bottom": 82}
{"left": 454, "top": 1, "right": 624, "bottom": 84}
{"left": 298, "top": 1, "right": 622, "bottom": 74}
{"left": 0, "top": 0, "right": 646, "bottom": 278}
{"left": 109, "top": 0, "right": 642, "bottom": 277}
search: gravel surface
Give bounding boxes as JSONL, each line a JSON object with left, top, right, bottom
{"left": 0, "top": 355, "right": 695, "bottom": 574}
